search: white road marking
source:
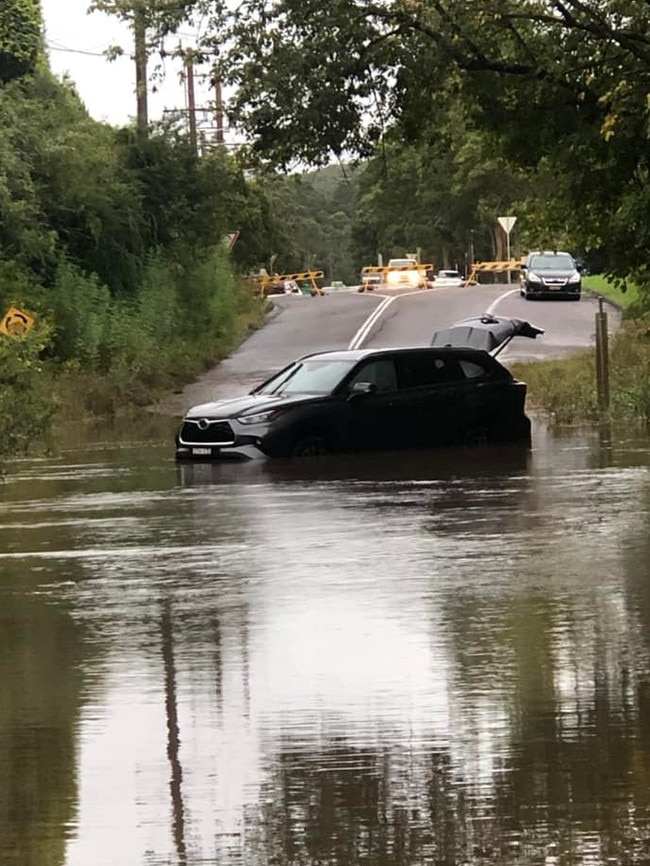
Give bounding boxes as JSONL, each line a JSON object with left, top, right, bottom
{"left": 349, "top": 286, "right": 522, "bottom": 351}
{"left": 348, "top": 289, "right": 429, "bottom": 350}
{"left": 348, "top": 296, "right": 395, "bottom": 349}
{"left": 485, "top": 288, "right": 521, "bottom": 315}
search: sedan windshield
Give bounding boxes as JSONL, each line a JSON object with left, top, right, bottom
{"left": 529, "top": 254, "right": 575, "bottom": 270}
{"left": 256, "top": 358, "right": 357, "bottom": 395}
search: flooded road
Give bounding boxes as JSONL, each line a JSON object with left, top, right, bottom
{"left": 1, "top": 416, "right": 650, "bottom": 866}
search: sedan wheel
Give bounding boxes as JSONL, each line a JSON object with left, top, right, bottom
{"left": 291, "top": 435, "right": 329, "bottom": 458}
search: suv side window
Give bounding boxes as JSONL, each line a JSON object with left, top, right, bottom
{"left": 459, "top": 359, "right": 488, "bottom": 379}
{"left": 348, "top": 359, "right": 398, "bottom": 392}
{"left": 396, "top": 353, "right": 468, "bottom": 388}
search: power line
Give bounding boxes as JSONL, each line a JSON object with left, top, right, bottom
{"left": 46, "top": 42, "right": 117, "bottom": 58}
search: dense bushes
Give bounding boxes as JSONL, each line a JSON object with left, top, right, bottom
{"left": 46, "top": 246, "right": 264, "bottom": 418}
{"left": 0, "top": 0, "right": 42, "bottom": 83}
{"left": 0, "top": 328, "right": 53, "bottom": 461}
{"left": 48, "top": 245, "right": 255, "bottom": 379}
{"left": 0, "top": 65, "right": 271, "bottom": 457}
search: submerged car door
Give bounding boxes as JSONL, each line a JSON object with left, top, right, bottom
{"left": 342, "top": 358, "right": 405, "bottom": 450}
{"left": 392, "top": 351, "right": 477, "bottom": 447}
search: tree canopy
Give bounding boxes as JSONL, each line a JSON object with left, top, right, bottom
{"left": 146, "top": 0, "right": 650, "bottom": 289}
{"left": 0, "top": 0, "right": 42, "bottom": 82}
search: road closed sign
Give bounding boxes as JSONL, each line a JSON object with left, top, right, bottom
{"left": 1, "top": 306, "right": 35, "bottom": 338}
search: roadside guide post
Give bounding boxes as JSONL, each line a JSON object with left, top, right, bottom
{"left": 497, "top": 216, "right": 517, "bottom": 284}
{"left": 595, "top": 295, "right": 610, "bottom": 411}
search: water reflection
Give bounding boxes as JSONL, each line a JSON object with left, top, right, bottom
{"left": 0, "top": 421, "right": 649, "bottom": 865}
{"left": 0, "top": 560, "right": 85, "bottom": 866}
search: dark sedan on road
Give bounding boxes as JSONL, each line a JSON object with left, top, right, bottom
{"left": 519, "top": 250, "right": 582, "bottom": 300}
{"left": 175, "top": 317, "right": 543, "bottom": 460}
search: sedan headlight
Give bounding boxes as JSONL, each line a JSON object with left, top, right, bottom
{"left": 237, "top": 408, "right": 283, "bottom": 425}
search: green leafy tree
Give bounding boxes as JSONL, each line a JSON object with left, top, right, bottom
{"left": 0, "top": 0, "right": 42, "bottom": 82}
{"left": 0, "top": 61, "right": 271, "bottom": 451}
{"left": 0, "top": 71, "right": 147, "bottom": 293}
{"left": 89, "top": 0, "right": 194, "bottom": 32}
{"left": 178, "top": 0, "right": 650, "bottom": 293}
{"left": 247, "top": 167, "right": 361, "bottom": 282}
{"left": 349, "top": 109, "right": 529, "bottom": 274}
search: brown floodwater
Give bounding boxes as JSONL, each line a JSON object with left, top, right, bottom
{"left": 1, "top": 415, "right": 650, "bottom": 866}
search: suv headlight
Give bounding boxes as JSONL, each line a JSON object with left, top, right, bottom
{"left": 527, "top": 271, "right": 542, "bottom": 283}
{"left": 568, "top": 271, "right": 581, "bottom": 283}
{"left": 237, "top": 408, "right": 283, "bottom": 425}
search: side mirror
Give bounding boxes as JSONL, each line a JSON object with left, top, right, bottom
{"left": 519, "top": 263, "right": 527, "bottom": 271}
{"left": 348, "top": 381, "right": 377, "bottom": 399}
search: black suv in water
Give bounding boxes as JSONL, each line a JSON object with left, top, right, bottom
{"left": 175, "top": 317, "right": 543, "bottom": 460}
{"left": 519, "top": 250, "right": 582, "bottom": 300}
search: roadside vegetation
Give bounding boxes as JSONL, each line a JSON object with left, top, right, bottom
{"left": 512, "top": 315, "right": 650, "bottom": 425}
{"left": 0, "top": 63, "right": 270, "bottom": 460}
{"left": 0, "top": 1, "right": 274, "bottom": 461}
{"left": 511, "top": 276, "right": 650, "bottom": 426}
{"left": 582, "top": 275, "right": 646, "bottom": 316}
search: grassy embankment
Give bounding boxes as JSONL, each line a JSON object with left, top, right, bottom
{"left": 51, "top": 274, "right": 269, "bottom": 423}
{"left": 0, "top": 258, "right": 268, "bottom": 463}
{"left": 510, "top": 275, "right": 650, "bottom": 425}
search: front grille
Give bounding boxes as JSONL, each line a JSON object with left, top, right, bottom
{"left": 179, "top": 419, "right": 235, "bottom": 445}
{"left": 543, "top": 278, "right": 568, "bottom": 287}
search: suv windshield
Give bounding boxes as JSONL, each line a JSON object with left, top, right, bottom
{"left": 256, "top": 358, "right": 357, "bottom": 395}
{"left": 529, "top": 254, "right": 575, "bottom": 270}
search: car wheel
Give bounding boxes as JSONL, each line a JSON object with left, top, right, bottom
{"left": 463, "top": 428, "right": 491, "bottom": 448}
{"left": 291, "top": 434, "right": 329, "bottom": 458}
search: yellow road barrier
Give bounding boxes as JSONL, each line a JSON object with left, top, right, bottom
{"left": 465, "top": 260, "right": 524, "bottom": 285}
{"left": 254, "top": 270, "right": 325, "bottom": 296}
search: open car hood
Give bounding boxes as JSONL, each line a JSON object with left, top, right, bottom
{"left": 431, "top": 314, "right": 544, "bottom": 356}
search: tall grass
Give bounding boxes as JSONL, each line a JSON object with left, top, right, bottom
{"left": 49, "top": 247, "right": 267, "bottom": 419}
{"left": 583, "top": 274, "right": 648, "bottom": 316}
{"left": 512, "top": 316, "right": 650, "bottom": 424}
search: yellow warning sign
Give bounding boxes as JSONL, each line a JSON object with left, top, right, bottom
{"left": 1, "top": 306, "right": 35, "bottom": 338}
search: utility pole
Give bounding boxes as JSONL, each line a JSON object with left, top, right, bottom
{"left": 185, "top": 52, "right": 198, "bottom": 152}
{"left": 133, "top": 3, "right": 148, "bottom": 134}
{"left": 215, "top": 80, "right": 224, "bottom": 144}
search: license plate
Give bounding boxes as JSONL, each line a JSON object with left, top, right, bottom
{"left": 192, "top": 447, "right": 212, "bottom": 456}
